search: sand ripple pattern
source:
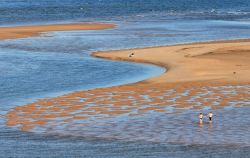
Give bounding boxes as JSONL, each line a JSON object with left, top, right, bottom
{"left": 6, "top": 84, "right": 250, "bottom": 145}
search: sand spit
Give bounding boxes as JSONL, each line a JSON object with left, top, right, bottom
{"left": 94, "top": 39, "right": 250, "bottom": 84}
{"left": 0, "top": 23, "right": 114, "bottom": 40}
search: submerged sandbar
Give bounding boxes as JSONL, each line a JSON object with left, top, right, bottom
{"left": 0, "top": 23, "right": 114, "bottom": 40}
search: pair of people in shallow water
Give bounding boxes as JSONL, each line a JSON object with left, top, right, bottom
{"left": 199, "top": 112, "right": 213, "bottom": 124}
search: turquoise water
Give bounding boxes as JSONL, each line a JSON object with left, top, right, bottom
{"left": 0, "top": 1, "right": 250, "bottom": 157}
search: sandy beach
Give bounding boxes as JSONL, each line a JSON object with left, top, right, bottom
{"left": 3, "top": 24, "right": 250, "bottom": 131}
{"left": 0, "top": 23, "right": 114, "bottom": 40}
{"left": 94, "top": 39, "right": 250, "bottom": 85}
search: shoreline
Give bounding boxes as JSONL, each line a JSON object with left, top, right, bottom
{"left": 3, "top": 23, "right": 250, "bottom": 131}
{"left": 0, "top": 22, "right": 115, "bottom": 40}
{"left": 93, "top": 39, "right": 250, "bottom": 86}
{"left": 1, "top": 22, "right": 250, "bottom": 86}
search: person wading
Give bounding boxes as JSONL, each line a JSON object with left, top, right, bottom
{"left": 199, "top": 113, "right": 203, "bottom": 124}
{"left": 208, "top": 112, "right": 213, "bottom": 122}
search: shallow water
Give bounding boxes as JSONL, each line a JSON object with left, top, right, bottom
{"left": 1, "top": 1, "right": 250, "bottom": 157}
{"left": 0, "top": 48, "right": 164, "bottom": 110}
{"left": 1, "top": 21, "right": 250, "bottom": 157}
{"left": 2, "top": 20, "right": 250, "bottom": 54}
{"left": 6, "top": 84, "right": 249, "bottom": 146}
{"left": 44, "top": 107, "right": 250, "bottom": 146}
{"left": 2, "top": 107, "right": 250, "bottom": 158}
{"left": 1, "top": 130, "right": 249, "bottom": 158}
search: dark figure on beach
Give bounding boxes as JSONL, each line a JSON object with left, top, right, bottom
{"left": 233, "top": 72, "right": 236, "bottom": 75}
{"left": 208, "top": 112, "right": 213, "bottom": 122}
{"left": 129, "top": 52, "right": 134, "bottom": 57}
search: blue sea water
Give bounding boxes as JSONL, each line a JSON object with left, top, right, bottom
{"left": 0, "top": 1, "right": 250, "bottom": 157}
{"left": 1, "top": 0, "right": 250, "bottom": 25}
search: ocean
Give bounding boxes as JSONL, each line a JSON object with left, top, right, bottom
{"left": 1, "top": 0, "right": 250, "bottom": 157}
{"left": 1, "top": 0, "right": 250, "bottom": 25}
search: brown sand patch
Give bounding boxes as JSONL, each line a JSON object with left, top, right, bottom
{"left": 175, "top": 96, "right": 192, "bottom": 103}
{"left": 101, "top": 110, "right": 131, "bottom": 115}
{"left": 21, "top": 125, "right": 36, "bottom": 131}
{"left": 0, "top": 23, "right": 114, "bottom": 40}
{"left": 72, "top": 116, "right": 89, "bottom": 120}
{"left": 154, "top": 109, "right": 166, "bottom": 113}
{"left": 138, "top": 106, "right": 157, "bottom": 112}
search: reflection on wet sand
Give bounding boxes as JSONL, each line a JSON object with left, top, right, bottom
{"left": 5, "top": 82, "right": 250, "bottom": 145}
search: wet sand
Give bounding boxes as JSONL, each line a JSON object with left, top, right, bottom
{"left": 2, "top": 24, "right": 250, "bottom": 132}
{"left": 0, "top": 23, "right": 114, "bottom": 40}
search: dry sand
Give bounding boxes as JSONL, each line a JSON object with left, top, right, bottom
{"left": 0, "top": 23, "right": 114, "bottom": 40}
{"left": 93, "top": 39, "right": 250, "bottom": 85}
{"left": 2, "top": 23, "right": 250, "bottom": 131}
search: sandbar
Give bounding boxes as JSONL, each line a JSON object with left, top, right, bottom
{"left": 0, "top": 23, "right": 114, "bottom": 40}
{"left": 93, "top": 39, "right": 250, "bottom": 85}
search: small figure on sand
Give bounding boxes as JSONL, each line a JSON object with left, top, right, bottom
{"left": 208, "top": 112, "right": 213, "bottom": 122}
{"left": 129, "top": 52, "right": 135, "bottom": 57}
{"left": 199, "top": 113, "right": 203, "bottom": 124}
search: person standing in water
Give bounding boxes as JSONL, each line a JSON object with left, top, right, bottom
{"left": 199, "top": 113, "right": 203, "bottom": 124}
{"left": 208, "top": 112, "right": 213, "bottom": 122}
